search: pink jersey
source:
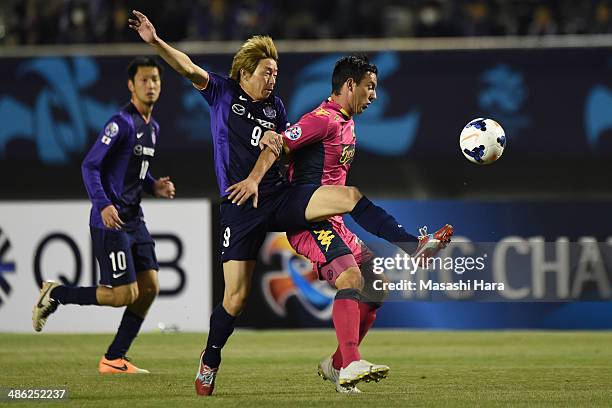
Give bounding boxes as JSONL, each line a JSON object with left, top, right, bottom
{"left": 283, "top": 98, "right": 367, "bottom": 270}
{"left": 283, "top": 98, "right": 356, "bottom": 227}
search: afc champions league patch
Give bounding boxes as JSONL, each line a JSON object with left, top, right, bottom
{"left": 101, "top": 121, "right": 119, "bottom": 145}
{"left": 285, "top": 126, "right": 302, "bottom": 141}
{"left": 105, "top": 122, "right": 119, "bottom": 137}
{"left": 263, "top": 105, "right": 277, "bottom": 119}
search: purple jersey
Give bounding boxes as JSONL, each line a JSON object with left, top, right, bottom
{"left": 199, "top": 72, "right": 288, "bottom": 196}
{"left": 82, "top": 102, "right": 159, "bottom": 230}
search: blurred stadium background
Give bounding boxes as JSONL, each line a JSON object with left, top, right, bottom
{"left": 1, "top": 1, "right": 612, "bottom": 404}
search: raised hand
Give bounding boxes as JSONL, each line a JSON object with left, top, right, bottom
{"left": 128, "top": 10, "right": 158, "bottom": 44}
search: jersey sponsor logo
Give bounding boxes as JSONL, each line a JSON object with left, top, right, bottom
{"left": 133, "top": 145, "right": 155, "bottom": 157}
{"left": 263, "top": 105, "right": 277, "bottom": 119}
{"left": 285, "top": 126, "right": 302, "bottom": 141}
{"left": 313, "top": 229, "right": 335, "bottom": 252}
{"left": 245, "top": 112, "right": 276, "bottom": 130}
{"left": 232, "top": 103, "right": 246, "bottom": 116}
{"left": 136, "top": 132, "right": 144, "bottom": 139}
{"left": 339, "top": 144, "right": 356, "bottom": 165}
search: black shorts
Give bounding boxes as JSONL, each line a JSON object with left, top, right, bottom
{"left": 219, "top": 184, "right": 319, "bottom": 262}
{"left": 91, "top": 223, "right": 159, "bottom": 287}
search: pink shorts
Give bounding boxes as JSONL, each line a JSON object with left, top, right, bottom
{"left": 287, "top": 220, "right": 372, "bottom": 286}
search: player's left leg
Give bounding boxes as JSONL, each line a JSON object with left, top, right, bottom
{"left": 327, "top": 260, "right": 389, "bottom": 389}
{"left": 330, "top": 251, "right": 389, "bottom": 381}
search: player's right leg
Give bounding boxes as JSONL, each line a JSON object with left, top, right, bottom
{"left": 32, "top": 227, "right": 140, "bottom": 332}
{"left": 196, "top": 198, "right": 268, "bottom": 396}
{"left": 195, "top": 260, "right": 255, "bottom": 396}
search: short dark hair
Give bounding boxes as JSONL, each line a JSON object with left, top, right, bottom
{"left": 331, "top": 55, "right": 378, "bottom": 95}
{"left": 127, "top": 57, "right": 164, "bottom": 81}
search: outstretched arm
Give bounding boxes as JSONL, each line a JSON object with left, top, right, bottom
{"left": 129, "top": 10, "right": 209, "bottom": 89}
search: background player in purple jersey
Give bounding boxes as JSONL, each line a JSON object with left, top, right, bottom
{"left": 129, "top": 10, "right": 450, "bottom": 396}
{"left": 32, "top": 57, "right": 176, "bottom": 374}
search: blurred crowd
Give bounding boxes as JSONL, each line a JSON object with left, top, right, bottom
{"left": 1, "top": 0, "right": 612, "bottom": 45}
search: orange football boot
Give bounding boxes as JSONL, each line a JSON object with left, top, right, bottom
{"left": 98, "top": 356, "right": 150, "bottom": 374}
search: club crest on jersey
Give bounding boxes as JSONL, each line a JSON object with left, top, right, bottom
{"left": 339, "top": 144, "right": 356, "bottom": 165}
{"left": 263, "top": 105, "right": 276, "bottom": 119}
{"left": 151, "top": 129, "right": 156, "bottom": 145}
{"left": 285, "top": 126, "right": 302, "bottom": 140}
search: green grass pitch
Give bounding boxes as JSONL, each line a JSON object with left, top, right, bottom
{"left": 1, "top": 330, "right": 611, "bottom": 407}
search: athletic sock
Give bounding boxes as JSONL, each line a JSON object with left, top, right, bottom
{"left": 202, "top": 304, "right": 236, "bottom": 369}
{"left": 332, "top": 289, "right": 361, "bottom": 368}
{"left": 50, "top": 285, "right": 99, "bottom": 306}
{"left": 105, "top": 309, "right": 144, "bottom": 360}
{"left": 332, "top": 300, "right": 380, "bottom": 370}
{"left": 350, "top": 196, "right": 418, "bottom": 253}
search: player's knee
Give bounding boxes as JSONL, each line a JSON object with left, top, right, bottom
{"left": 140, "top": 277, "right": 160, "bottom": 301}
{"left": 223, "top": 292, "right": 248, "bottom": 316}
{"left": 346, "top": 186, "right": 363, "bottom": 208}
{"left": 111, "top": 285, "right": 139, "bottom": 307}
{"left": 364, "top": 272, "right": 389, "bottom": 302}
{"left": 335, "top": 267, "right": 364, "bottom": 290}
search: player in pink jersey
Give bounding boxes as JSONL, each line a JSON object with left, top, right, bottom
{"left": 286, "top": 56, "right": 396, "bottom": 393}
{"left": 229, "top": 55, "right": 453, "bottom": 393}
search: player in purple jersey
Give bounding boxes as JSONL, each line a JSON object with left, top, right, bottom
{"left": 129, "top": 10, "right": 450, "bottom": 396}
{"left": 32, "top": 57, "right": 176, "bottom": 374}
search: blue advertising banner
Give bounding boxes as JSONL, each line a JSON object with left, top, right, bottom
{"left": 2, "top": 47, "right": 612, "bottom": 197}
{"left": 218, "top": 200, "right": 612, "bottom": 329}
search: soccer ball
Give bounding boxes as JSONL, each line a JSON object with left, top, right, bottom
{"left": 459, "top": 118, "right": 506, "bottom": 165}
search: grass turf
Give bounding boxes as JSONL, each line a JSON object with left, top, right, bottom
{"left": 1, "top": 330, "right": 611, "bottom": 407}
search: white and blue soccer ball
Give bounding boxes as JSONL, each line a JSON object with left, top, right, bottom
{"left": 459, "top": 118, "right": 506, "bottom": 165}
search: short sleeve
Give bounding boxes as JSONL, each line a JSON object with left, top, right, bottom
{"left": 198, "top": 72, "right": 230, "bottom": 107}
{"left": 275, "top": 98, "right": 289, "bottom": 133}
{"left": 282, "top": 111, "right": 330, "bottom": 152}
